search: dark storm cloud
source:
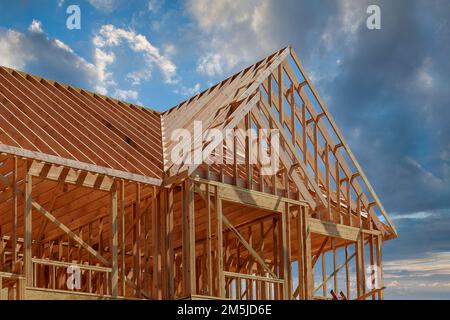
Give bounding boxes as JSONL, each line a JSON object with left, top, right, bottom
{"left": 385, "top": 209, "right": 450, "bottom": 260}
{"left": 188, "top": 0, "right": 450, "bottom": 216}
{"left": 314, "top": 0, "right": 450, "bottom": 215}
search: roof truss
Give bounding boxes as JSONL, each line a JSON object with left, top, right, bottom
{"left": 159, "top": 47, "right": 396, "bottom": 238}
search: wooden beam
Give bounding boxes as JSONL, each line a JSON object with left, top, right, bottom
{"left": 191, "top": 177, "right": 306, "bottom": 213}
{"left": 309, "top": 218, "right": 380, "bottom": 241}
{"left": 222, "top": 214, "right": 277, "bottom": 279}
{"left": 314, "top": 250, "right": 357, "bottom": 295}
{"left": 312, "top": 237, "right": 329, "bottom": 268}
{"left": 0, "top": 144, "right": 162, "bottom": 186}
{"left": 36, "top": 179, "right": 66, "bottom": 244}
{"left": 31, "top": 200, "right": 109, "bottom": 266}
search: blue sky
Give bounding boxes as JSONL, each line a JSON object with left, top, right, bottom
{"left": 0, "top": 0, "right": 449, "bottom": 299}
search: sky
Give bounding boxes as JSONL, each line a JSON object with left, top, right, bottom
{"left": 0, "top": 0, "right": 449, "bottom": 299}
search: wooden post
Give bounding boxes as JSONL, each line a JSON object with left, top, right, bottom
{"left": 143, "top": 191, "right": 150, "bottom": 296}
{"left": 12, "top": 157, "right": 18, "bottom": 267}
{"left": 182, "top": 180, "right": 196, "bottom": 296}
{"left": 188, "top": 180, "right": 196, "bottom": 295}
{"left": 216, "top": 186, "right": 225, "bottom": 298}
{"left": 376, "top": 234, "right": 384, "bottom": 300}
{"left": 167, "top": 187, "right": 174, "bottom": 298}
{"left": 121, "top": 180, "right": 126, "bottom": 297}
{"left": 260, "top": 221, "right": 266, "bottom": 299}
{"left": 281, "top": 204, "right": 289, "bottom": 300}
{"left": 369, "top": 235, "right": 375, "bottom": 300}
{"left": 24, "top": 169, "right": 33, "bottom": 287}
{"left": 321, "top": 250, "right": 327, "bottom": 297}
{"left": 296, "top": 206, "right": 304, "bottom": 299}
{"left": 272, "top": 217, "right": 279, "bottom": 299}
{"left": 151, "top": 185, "right": 159, "bottom": 299}
{"left": 152, "top": 186, "right": 160, "bottom": 298}
{"left": 206, "top": 183, "right": 213, "bottom": 295}
{"left": 325, "top": 143, "right": 332, "bottom": 221}
{"left": 332, "top": 238, "right": 338, "bottom": 293}
{"left": 181, "top": 181, "right": 190, "bottom": 296}
{"left": 17, "top": 277, "right": 25, "bottom": 300}
{"left": 356, "top": 232, "right": 365, "bottom": 298}
{"left": 160, "top": 189, "right": 167, "bottom": 298}
{"left": 286, "top": 204, "right": 292, "bottom": 299}
{"left": 246, "top": 114, "right": 253, "bottom": 189}
{"left": 303, "top": 207, "right": 313, "bottom": 299}
{"left": 134, "top": 183, "right": 142, "bottom": 297}
{"left": 110, "top": 181, "right": 118, "bottom": 297}
{"left": 345, "top": 245, "right": 350, "bottom": 299}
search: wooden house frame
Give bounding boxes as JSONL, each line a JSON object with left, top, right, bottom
{"left": 0, "top": 46, "right": 396, "bottom": 300}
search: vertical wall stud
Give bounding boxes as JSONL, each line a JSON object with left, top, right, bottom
{"left": 111, "top": 181, "right": 118, "bottom": 297}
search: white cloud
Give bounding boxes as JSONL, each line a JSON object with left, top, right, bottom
{"left": 338, "top": 0, "right": 367, "bottom": 34}
{"left": 88, "top": 0, "right": 116, "bottom": 12}
{"left": 384, "top": 252, "right": 450, "bottom": 276}
{"left": 28, "top": 19, "right": 43, "bottom": 33}
{"left": 0, "top": 22, "right": 99, "bottom": 83}
{"left": 113, "top": 89, "right": 139, "bottom": 101}
{"left": 391, "top": 211, "right": 434, "bottom": 220}
{"left": 187, "top": 0, "right": 273, "bottom": 77}
{"left": 197, "top": 53, "right": 223, "bottom": 76}
{"left": 418, "top": 282, "right": 450, "bottom": 288}
{"left": 186, "top": 0, "right": 377, "bottom": 78}
{"left": 94, "top": 48, "right": 115, "bottom": 84}
{"left": 148, "top": 0, "right": 164, "bottom": 13}
{"left": 187, "top": 0, "right": 357, "bottom": 78}
{"left": 93, "top": 24, "right": 178, "bottom": 84}
{"left": 1, "top": 20, "right": 194, "bottom": 104}
{"left": 188, "top": 0, "right": 260, "bottom": 31}
{"left": 54, "top": 39, "right": 73, "bottom": 53}
{"left": 386, "top": 280, "right": 401, "bottom": 287}
{"left": 0, "top": 30, "right": 32, "bottom": 69}
{"left": 382, "top": 252, "right": 450, "bottom": 296}
{"left": 0, "top": 20, "right": 116, "bottom": 96}
{"left": 173, "top": 83, "right": 201, "bottom": 96}
{"left": 441, "top": 146, "right": 450, "bottom": 161}
{"left": 163, "top": 42, "right": 176, "bottom": 56}
{"left": 405, "top": 156, "right": 443, "bottom": 188}
{"left": 58, "top": 0, "right": 65, "bottom": 8}
{"left": 127, "top": 70, "right": 150, "bottom": 86}
{"left": 417, "top": 70, "right": 433, "bottom": 89}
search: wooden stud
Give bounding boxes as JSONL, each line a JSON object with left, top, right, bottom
{"left": 216, "top": 186, "right": 225, "bottom": 298}
{"left": 24, "top": 168, "right": 33, "bottom": 286}
{"left": 188, "top": 180, "right": 196, "bottom": 295}
{"left": 110, "top": 181, "right": 118, "bottom": 297}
